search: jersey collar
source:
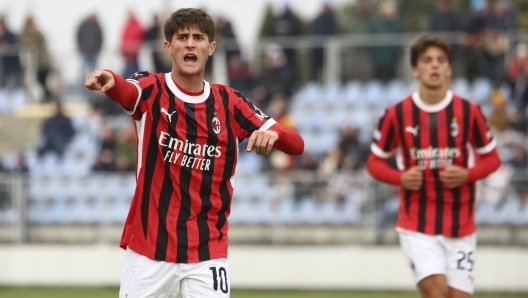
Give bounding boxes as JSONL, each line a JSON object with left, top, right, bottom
{"left": 165, "top": 72, "right": 210, "bottom": 104}
{"left": 412, "top": 90, "right": 453, "bottom": 113}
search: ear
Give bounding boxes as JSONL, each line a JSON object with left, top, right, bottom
{"left": 447, "top": 64, "right": 452, "bottom": 78}
{"left": 411, "top": 66, "right": 419, "bottom": 79}
{"left": 163, "top": 40, "right": 171, "bottom": 55}
{"left": 208, "top": 41, "right": 217, "bottom": 56}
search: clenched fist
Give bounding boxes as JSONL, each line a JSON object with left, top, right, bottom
{"left": 401, "top": 166, "right": 426, "bottom": 191}
{"left": 439, "top": 165, "right": 468, "bottom": 189}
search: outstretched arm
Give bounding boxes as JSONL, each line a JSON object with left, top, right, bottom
{"left": 246, "top": 123, "right": 304, "bottom": 156}
{"left": 85, "top": 70, "right": 138, "bottom": 111}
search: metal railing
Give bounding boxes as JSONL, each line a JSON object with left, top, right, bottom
{"left": 0, "top": 171, "right": 527, "bottom": 245}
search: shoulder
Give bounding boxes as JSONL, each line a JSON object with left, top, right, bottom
{"left": 209, "top": 83, "right": 246, "bottom": 101}
{"left": 127, "top": 71, "right": 163, "bottom": 85}
{"left": 452, "top": 92, "right": 478, "bottom": 108}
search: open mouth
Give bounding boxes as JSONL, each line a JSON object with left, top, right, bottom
{"left": 184, "top": 54, "right": 197, "bottom": 63}
{"left": 431, "top": 73, "right": 440, "bottom": 79}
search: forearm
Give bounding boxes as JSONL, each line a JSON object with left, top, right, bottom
{"left": 366, "top": 153, "right": 402, "bottom": 185}
{"left": 104, "top": 70, "right": 139, "bottom": 111}
{"left": 467, "top": 149, "right": 501, "bottom": 182}
{"left": 268, "top": 124, "right": 304, "bottom": 155}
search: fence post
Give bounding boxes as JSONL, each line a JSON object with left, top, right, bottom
{"left": 324, "top": 37, "right": 340, "bottom": 84}
{"left": 12, "top": 174, "right": 27, "bottom": 243}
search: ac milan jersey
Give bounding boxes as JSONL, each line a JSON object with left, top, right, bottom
{"left": 371, "top": 91, "right": 496, "bottom": 237}
{"left": 119, "top": 71, "right": 276, "bottom": 263}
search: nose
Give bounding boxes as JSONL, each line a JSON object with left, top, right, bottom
{"left": 185, "top": 37, "right": 196, "bottom": 49}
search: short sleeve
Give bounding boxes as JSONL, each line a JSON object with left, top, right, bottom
{"left": 125, "top": 71, "right": 157, "bottom": 116}
{"left": 231, "top": 90, "right": 276, "bottom": 139}
{"left": 469, "top": 104, "right": 496, "bottom": 155}
{"left": 370, "top": 108, "right": 399, "bottom": 159}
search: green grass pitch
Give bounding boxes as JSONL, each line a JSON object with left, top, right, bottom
{"left": 0, "top": 288, "right": 526, "bottom": 298}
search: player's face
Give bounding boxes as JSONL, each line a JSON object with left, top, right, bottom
{"left": 412, "top": 46, "right": 451, "bottom": 89}
{"left": 164, "top": 26, "right": 216, "bottom": 77}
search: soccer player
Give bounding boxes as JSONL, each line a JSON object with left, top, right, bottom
{"left": 366, "top": 36, "right": 501, "bottom": 298}
{"left": 85, "top": 8, "right": 304, "bottom": 298}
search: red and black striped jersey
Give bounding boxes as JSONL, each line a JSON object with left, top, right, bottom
{"left": 119, "top": 71, "right": 277, "bottom": 263}
{"left": 371, "top": 91, "right": 496, "bottom": 237}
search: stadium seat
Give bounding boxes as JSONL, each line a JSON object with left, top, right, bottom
{"left": 493, "top": 199, "right": 521, "bottom": 225}
{"left": 343, "top": 80, "right": 362, "bottom": 108}
{"left": 277, "top": 197, "right": 296, "bottom": 224}
{"left": 471, "top": 77, "right": 493, "bottom": 104}
{"left": 475, "top": 201, "right": 496, "bottom": 225}
{"left": 451, "top": 78, "right": 471, "bottom": 99}
{"left": 339, "top": 200, "right": 363, "bottom": 225}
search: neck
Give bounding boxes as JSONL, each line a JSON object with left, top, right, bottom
{"left": 418, "top": 84, "right": 448, "bottom": 105}
{"left": 171, "top": 70, "right": 205, "bottom": 93}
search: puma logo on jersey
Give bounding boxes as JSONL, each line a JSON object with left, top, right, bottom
{"left": 161, "top": 108, "right": 176, "bottom": 122}
{"left": 405, "top": 125, "right": 420, "bottom": 137}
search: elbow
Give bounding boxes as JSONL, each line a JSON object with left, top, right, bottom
{"left": 294, "top": 138, "right": 304, "bottom": 155}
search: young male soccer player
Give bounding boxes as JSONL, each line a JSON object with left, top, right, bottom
{"left": 85, "top": 8, "right": 304, "bottom": 298}
{"left": 366, "top": 36, "right": 501, "bottom": 298}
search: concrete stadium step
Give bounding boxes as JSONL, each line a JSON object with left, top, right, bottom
{"left": 0, "top": 115, "right": 42, "bottom": 156}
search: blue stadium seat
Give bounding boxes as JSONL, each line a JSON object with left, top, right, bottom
{"left": 475, "top": 201, "right": 496, "bottom": 225}
{"left": 451, "top": 78, "right": 471, "bottom": 99}
{"left": 471, "top": 77, "right": 493, "bottom": 104}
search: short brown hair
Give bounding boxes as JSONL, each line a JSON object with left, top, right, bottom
{"left": 164, "top": 8, "right": 216, "bottom": 42}
{"left": 410, "top": 36, "right": 452, "bottom": 67}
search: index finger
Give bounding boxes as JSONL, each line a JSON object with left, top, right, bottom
{"left": 246, "top": 131, "right": 257, "bottom": 152}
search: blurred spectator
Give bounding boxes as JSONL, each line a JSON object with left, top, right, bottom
{"left": 266, "top": 94, "right": 296, "bottom": 171}
{"left": 430, "top": 0, "right": 461, "bottom": 32}
{"left": 9, "top": 152, "right": 29, "bottom": 173}
{"left": 481, "top": 24, "right": 509, "bottom": 87}
{"left": 144, "top": 14, "right": 171, "bottom": 73}
{"left": 509, "top": 143, "right": 528, "bottom": 169}
{"left": 430, "top": 0, "right": 462, "bottom": 75}
{"left": 99, "top": 125, "right": 116, "bottom": 152}
{"left": 206, "top": 15, "right": 240, "bottom": 81}
{"left": 92, "top": 149, "right": 116, "bottom": 172}
{"left": 486, "top": 0, "right": 516, "bottom": 31}
{"left": 37, "top": 100, "right": 75, "bottom": 158}
{"left": 487, "top": 89, "right": 510, "bottom": 131}
{"left": 508, "top": 142, "right": 528, "bottom": 202}
{"left": 343, "top": 0, "right": 373, "bottom": 82}
{"left": 252, "top": 44, "right": 295, "bottom": 110}
{"left": 215, "top": 16, "right": 240, "bottom": 60}
{"left": 297, "top": 153, "right": 318, "bottom": 171}
{"left": 19, "top": 17, "right": 52, "bottom": 102}
{"left": 508, "top": 109, "right": 528, "bottom": 134}
{"left": 343, "top": 0, "right": 372, "bottom": 34}
{"left": 370, "top": 0, "right": 403, "bottom": 82}
{"left": 77, "top": 13, "right": 103, "bottom": 94}
{"left": 319, "top": 126, "right": 368, "bottom": 177}
{"left": 506, "top": 42, "right": 528, "bottom": 110}
{"left": 115, "top": 125, "right": 136, "bottom": 172}
{"left": 266, "top": 93, "right": 295, "bottom": 128}
{"left": 0, "top": 18, "right": 22, "bottom": 89}
{"left": 265, "top": 4, "right": 302, "bottom": 82}
{"left": 325, "top": 154, "right": 360, "bottom": 202}
{"left": 310, "top": 3, "right": 337, "bottom": 81}
{"left": 120, "top": 11, "right": 144, "bottom": 78}
{"left": 464, "top": 0, "right": 487, "bottom": 82}
{"left": 227, "top": 53, "right": 253, "bottom": 95}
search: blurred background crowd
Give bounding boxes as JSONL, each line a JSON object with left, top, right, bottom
{"left": 0, "top": 0, "right": 528, "bottom": 242}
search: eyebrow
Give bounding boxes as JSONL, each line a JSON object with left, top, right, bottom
{"left": 176, "top": 32, "right": 206, "bottom": 37}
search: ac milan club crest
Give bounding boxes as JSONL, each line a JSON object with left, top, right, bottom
{"left": 212, "top": 116, "right": 222, "bottom": 134}
{"left": 450, "top": 117, "right": 459, "bottom": 137}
